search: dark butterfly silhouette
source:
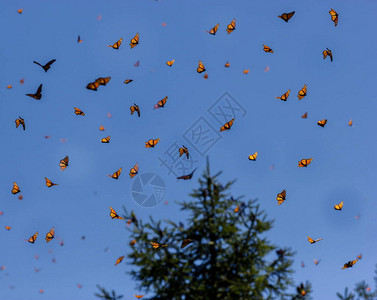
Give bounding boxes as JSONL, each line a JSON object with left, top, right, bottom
{"left": 177, "top": 168, "right": 197, "bottom": 180}
{"left": 33, "top": 59, "right": 56, "bottom": 72}
{"left": 26, "top": 84, "right": 42, "bottom": 100}
{"left": 15, "top": 116, "right": 25, "bottom": 130}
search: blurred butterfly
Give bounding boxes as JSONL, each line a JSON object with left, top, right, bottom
{"left": 197, "top": 60, "right": 206, "bottom": 73}
{"left": 203, "top": 73, "right": 208, "bottom": 79}
{"left": 108, "top": 168, "right": 122, "bottom": 179}
{"left": 26, "top": 84, "right": 42, "bottom": 100}
{"left": 5, "top": 226, "right": 11, "bottom": 231}
{"left": 45, "top": 177, "right": 58, "bottom": 188}
{"left": 278, "top": 11, "right": 295, "bottom": 22}
{"left": 124, "top": 79, "right": 133, "bottom": 84}
{"left": 27, "top": 232, "right": 38, "bottom": 243}
{"left": 130, "top": 33, "right": 139, "bottom": 48}
{"left": 314, "top": 259, "right": 321, "bottom": 266}
{"left": 150, "top": 242, "right": 167, "bottom": 249}
{"left": 96, "top": 77, "right": 111, "bottom": 86}
{"left": 18, "top": 8, "right": 23, "bottom": 14}
{"left": 275, "top": 90, "right": 290, "bottom": 101}
{"left": 357, "top": 254, "right": 362, "bottom": 260}
{"left": 248, "top": 152, "right": 258, "bottom": 161}
{"left": 179, "top": 146, "right": 189, "bottom": 159}
{"left": 234, "top": 205, "right": 239, "bottom": 213}
{"left": 297, "top": 283, "right": 306, "bottom": 296}
{"left": 77, "top": 35, "right": 82, "bottom": 43}
{"left": 177, "top": 168, "right": 197, "bottom": 180}
{"left": 134, "top": 60, "right": 140, "bottom": 67}
{"left": 74, "top": 107, "right": 85, "bottom": 116}
{"left": 6, "top": 85, "right": 12, "bottom": 89}
{"left": 301, "top": 261, "right": 305, "bottom": 268}
{"left": 12, "top": 182, "right": 20, "bottom": 194}
{"left": 166, "top": 59, "right": 175, "bottom": 66}
{"left": 86, "top": 81, "right": 100, "bottom": 91}
{"left": 20, "top": 78, "right": 24, "bottom": 84}
{"left": 154, "top": 96, "right": 168, "bottom": 109}
{"left": 342, "top": 259, "right": 358, "bottom": 269}
{"left": 276, "top": 189, "right": 286, "bottom": 205}
{"left": 226, "top": 19, "right": 236, "bottom": 34}
{"left": 263, "top": 45, "right": 273, "bottom": 53}
{"left": 302, "top": 112, "right": 308, "bottom": 119}
{"left": 134, "top": 296, "right": 144, "bottom": 299}
{"left": 18, "top": 194, "right": 23, "bottom": 200}
{"left": 60, "top": 155, "right": 69, "bottom": 171}
{"left": 110, "top": 206, "right": 124, "bottom": 219}
{"left": 307, "top": 236, "right": 323, "bottom": 244}
{"left": 107, "top": 112, "right": 112, "bottom": 118}
{"left": 207, "top": 24, "right": 219, "bottom": 35}
{"left": 107, "top": 38, "right": 122, "bottom": 49}
{"left": 33, "top": 59, "right": 56, "bottom": 72}
{"left": 45, "top": 227, "right": 55, "bottom": 242}
{"left": 99, "top": 125, "right": 105, "bottom": 131}
{"left": 130, "top": 239, "right": 136, "bottom": 246}
{"left": 220, "top": 118, "right": 234, "bottom": 132}
{"left": 39, "top": 289, "right": 44, "bottom": 294}
{"left": 334, "top": 201, "right": 343, "bottom": 210}
{"left": 15, "top": 116, "right": 25, "bottom": 130}
{"left": 323, "top": 48, "right": 333, "bottom": 62}
{"left": 145, "top": 138, "right": 160, "bottom": 148}
{"left": 329, "top": 9, "right": 338, "bottom": 27}
{"left": 101, "top": 136, "right": 111, "bottom": 143}
{"left": 348, "top": 119, "right": 353, "bottom": 126}
{"left": 181, "top": 239, "right": 194, "bottom": 249}
{"left": 224, "top": 62, "right": 230, "bottom": 68}
{"left": 243, "top": 69, "right": 250, "bottom": 74}
{"left": 0, "top": 211, "right": 3, "bottom": 216}
{"left": 130, "top": 103, "right": 140, "bottom": 117}
{"left": 115, "top": 256, "right": 124, "bottom": 266}
{"left": 298, "top": 158, "right": 312, "bottom": 167}
{"left": 129, "top": 163, "right": 139, "bottom": 178}
{"left": 317, "top": 119, "right": 327, "bottom": 127}
{"left": 77, "top": 284, "right": 82, "bottom": 289}
{"left": 297, "top": 84, "right": 307, "bottom": 100}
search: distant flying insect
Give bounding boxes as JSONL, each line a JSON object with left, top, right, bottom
{"left": 278, "top": 11, "right": 295, "bottom": 22}
{"left": 276, "top": 189, "right": 286, "bottom": 205}
{"left": 99, "top": 125, "right": 105, "bottom": 131}
{"left": 15, "top": 116, "right": 25, "bottom": 130}
{"left": 107, "top": 38, "right": 122, "bottom": 49}
{"left": 18, "top": 8, "right": 23, "bottom": 14}
{"left": 130, "top": 33, "right": 139, "bottom": 48}
{"left": 181, "top": 239, "right": 194, "bottom": 249}
{"left": 298, "top": 158, "right": 313, "bottom": 167}
{"left": 248, "top": 152, "right": 258, "bottom": 161}
{"left": 243, "top": 69, "right": 250, "bottom": 74}
{"left": 145, "top": 139, "right": 160, "bottom": 148}
{"left": 26, "top": 84, "right": 42, "bottom": 100}
{"left": 130, "top": 103, "right": 140, "bottom": 117}
{"left": 45, "top": 228, "right": 55, "bottom": 242}
{"left": 130, "top": 239, "right": 136, "bottom": 246}
{"left": 317, "top": 119, "right": 327, "bottom": 127}
{"left": 110, "top": 207, "right": 124, "bottom": 219}
{"left": 177, "top": 168, "right": 197, "bottom": 180}
{"left": 334, "top": 201, "right": 344, "bottom": 210}
{"left": 226, "top": 19, "right": 236, "bottom": 34}
{"left": 224, "top": 62, "right": 230, "bottom": 67}
{"left": 275, "top": 90, "right": 290, "bottom": 101}
{"left": 5, "top": 226, "right": 11, "bottom": 231}
{"left": 59, "top": 155, "right": 69, "bottom": 171}
{"left": 166, "top": 59, "right": 175, "bottom": 67}
{"left": 302, "top": 112, "right": 308, "bottom": 119}
{"left": 74, "top": 107, "right": 85, "bottom": 116}
{"left": 108, "top": 168, "right": 122, "bottom": 179}
{"left": 263, "top": 45, "right": 273, "bottom": 53}
{"left": 297, "top": 84, "right": 307, "bottom": 100}
{"left": 7, "top": 85, "right": 12, "bottom": 89}
{"left": 342, "top": 259, "right": 358, "bottom": 269}
{"left": 96, "top": 77, "right": 111, "bottom": 86}
{"left": 357, "top": 254, "right": 362, "bottom": 260}
{"left": 134, "top": 295, "right": 145, "bottom": 299}
{"left": 307, "top": 236, "right": 323, "bottom": 244}
{"left": 129, "top": 163, "right": 139, "bottom": 178}
{"left": 154, "top": 96, "right": 168, "bottom": 109}
{"left": 101, "top": 136, "right": 111, "bottom": 143}
{"left": 329, "top": 9, "right": 339, "bottom": 27}
{"left": 27, "top": 232, "right": 38, "bottom": 243}
{"left": 179, "top": 146, "right": 189, "bottom": 159}
{"left": 323, "top": 48, "right": 333, "bottom": 61}
{"left": 208, "top": 24, "right": 219, "bottom": 35}
{"left": 124, "top": 79, "right": 133, "bottom": 84}
{"left": 150, "top": 242, "right": 167, "bottom": 249}
{"left": 115, "top": 256, "right": 124, "bottom": 266}
{"left": 314, "top": 259, "right": 321, "bottom": 266}
{"left": 45, "top": 177, "right": 58, "bottom": 188}
{"left": 203, "top": 73, "right": 208, "bottom": 79}
{"left": 86, "top": 81, "right": 100, "bottom": 91}
{"left": 18, "top": 194, "right": 23, "bottom": 200}
{"left": 348, "top": 119, "right": 353, "bottom": 126}
{"left": 197, "top": 60, "right": 206, "bottom": 73}
{"left": 77, "top": 35, "right": 82, "bottom": 43}
{"left": 12, "top": 182, "right": 20, "bottom": 194}
{"left": 33, "top": 59, "right": 56, "bottom": 72}
{"left": 220, "top": 118, "right": 234, "bottom": 132}
{"left": 134, "top": 60, "right": 140, "bottom": 67}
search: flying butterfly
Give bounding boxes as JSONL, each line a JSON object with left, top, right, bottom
{"left": 323, "top": 48, "right": 333, "bottom": 62}
{"left": 45, "top": 177, "right": 58, "bottom": 188}
{"left": 5, "top": 226, "right": 11, "bottom": 231}
{"left": 130, "top": 103, "right": 140, "bottom": 117}
{"left": 203, "top": 73, "right": 208, "bottom": 79}
{"left": 99, "top": 125, "right": 105, "bottom": 131}
{"left": 77, "top": 35, "right": 82, "bottom": 43}
{"left": 124, "top": 79, "right": 133, "bottom": 84}
{"left": 234, "top": 205, "right": 239, "bottom": 213}
{"left": 12, "top": 182, "right": 20, "bottom": 194}
{"left": 110, "top": 206, "right": 124, "bottom": 219}
{"left": 107, "top": 38, "right": 122, "bottom": 49}
{"left": 243, "top": 69, "right": 250, "bottom": 74}
{"left": 108, "top": 168, "right": 122, "bottom": 179}
{"left": 276, "top": 189, "right": 286, "bottom": 205}
{"left": 342, "top": 259, "right": 358, "bottom": 269}
{"left": 166, "top": 59, "right": 175, "bottom": 67}
{"left": 220, "top": 118, "right": 234, "bottom": 132}
{"left": 145, "top": 138, "right": 160, "bottom": 148}
{"left": 101, "top": 136, "right": 111, "bottom": 143}
{"left": 208, "top": 24, "right": 219, "bottom": 35}
{"left": 129, "top": 163, "right": 139, "bottom": 178}
{"left": 314, "top": 259, "right": 321, "bottom": 266}
{"left": 18, "top": 8, "right": 23, "bottom": 14}
{"left": 357, "top": 254, "right": 362, "bottom": 260}
{"left": 130, "top": 239, "right": 136, "bottom": 246}
{"left": 45, "top": 227, "right": 55, "bottom": 242}
{"left": 33, "top": 59, "right": 56, "bottom": 72}
{"left": 177, "top": 168, "right": 197, "bottom": 180}
{"left": 154, "top": 96, "right": 168, "bottom": 109}
{"left": 95, "top": 77, "right": 111, "bottom": 86}
{"left": 150, "top": 242, "right": 167, "bottom": 249}
{"left": 15, "top": 116, "right": 25, "bottom": 130}
{"left": 226, "top": 19, "right": 236, "bottom": 34}
{"left": 26, "top": 84, "right": 42, "bottom": 100}
{"left": 134, "top": 296, "right": 144, "bottom": 299}
{"left": 334, "top": 201, "right": 344, "bottom": 210}
{"left": 197, "top": 60, "right": 206, "bottom": 73}
{"left": 115, "top": 256, "right": 124, "bottom": 266}
{"left": 278, "top": 11, "right": 295, "bottom": 22}
{"left": 179, "top": 146, "right": 189, "bottom": 159}
{"left": 317, "top": 119, "right": 327, "bottom": 127}
{"left": 329, "top": 9, "right": 339, "bottom": 27}
{"left": 224, "top": 62, "right": 230, "bottom": 68}
{"left": 60, "top": 155, "right": 69, "bottom": 171}
{"left": 181, "top": 239, "right": 194, "bottom": 249}
{"left": 248, "top": 152, "right": 258, "bottom": 161}
{"left": 130, "top": 33, "right": 139, "bottom": 48}
{"left": 348, "top": 119, "right": 353, "bottom": 126}
{"left": 297, "top": 84, "right": 307, "bottom": 100}
{"left": 275, "top": 90, "right": 290, "bottom": 101}
{"left": 263, "top": 45, "right": 273, "bottom": 53}
{"left": 302, "top": 112, "right": 308, "bottom": 119}
{"left": 86, "top": 81, "right": 100, "bottom": 91}
{"left": 74, "top": 107, "right": 85, "bottom": 116}
{"left": 307, "top": 236, "right": 323, "bottom": 244}
{"left": 298, "top": 158, "right": 313, "bottom": 167}
{"left": 27, "top": 232, "right": 38, "bottom": 244}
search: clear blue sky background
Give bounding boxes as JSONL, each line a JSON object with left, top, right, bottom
{"left": 1, "top": 0, "right": 377, "bottom": 299}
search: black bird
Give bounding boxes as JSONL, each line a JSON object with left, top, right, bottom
{"left": 33, "top": 59, "right": 56, "bottom": 72}
{"left": 26, "top": 84, "right": 42, "bottom": 100}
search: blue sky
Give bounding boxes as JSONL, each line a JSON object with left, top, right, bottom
{"left": 1, "top": 0, "right": 377, "bottom": 299}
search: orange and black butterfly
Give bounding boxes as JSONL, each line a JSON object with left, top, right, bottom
{"left": 77, "top": 35, "right": 82, "bottom": 43}
{"left": 99, "top": 125, "right": 105, "bottom": 131}
{"left": 334, "top": 201, "right": 343, "bottom": 210}
{"left": 12, "top": 182, "right": 20, "bottom": 194}
{"left": 179, "top": 146, "right": 189, "bottom": 159}
{"left": 297, "top": 84, "right": 307, "bottom": 100}
{"left": 18, "top": 8, "right": 23, "bottom": 14}
{"left": 226, "top": 19, "right": 236, "bottom": 34}
{"left": 166, "top": 59, "right": 175, "bottom": 67}
{"left": 181, "top": 239, "right": 194, "bottom": 249}
{"left": 130, "top": 103, "right": 140, "bottom": 117}
{"left": 248, "top": 152, "right": 258, "bottom": 161}
{"left": 314, "top": 259, "right": 321, "bottom": 266}
{"left": 134, "top": 295, "right": 144, "bottom": 299}
{"left": 45, "top": 227, "right": 55, "bottom": 242}
{"left": 129, "top": 163, "right": 139, "bottom": 178}
{"left": 243, "top": 69, "right": 250, "bottom": 74}
{"left": 197, "top": 60, "right": 206, "bottom": 73}
{"left": 27, "top": 232, "right": 38, "bottom": 243}
{"left": 154, "top": 96, "right": 168, "bottom": 109}
{"left": 15, "top": 116, "right": 25, "bottom": 130}
{"left": 110, "top": 206, "right": 124, "bottom": 219}
{"left": 124, "top": 79, "right": 133, "bottom": 84}
{"left": 177, "top": 168, "right": 197, "bottom": 180}
{"left": 357, "top": 254, "right": 362, "bottom": 260}
{"left": 276, "top": 189, "right": 286, "bottom": 205}
{"left": 298, "top": 158, "right": 313, "bottom": 167}
{"left": 130, "top": 239, "right": 136, "bottom": 246}
{"left": 329, "top": 9, "right": 338, "bottom": 27}
{"left": 323, "top": 48, "right": 333, "bottom": 62}
{"left": 60, "top": 155, "right": 69, "bottom": 171}
{"left": 101, "top": 136, "right": 111, "bottom": 143}
{"left": 302, "top": 112, "right": 308, "bottom": 119}
{"left": 278, "top": 11, "right": 295, "bottom": 22}
{"left": 224, "top": 62, "right": 230, "bottom": 68}
{"left": 348, "top": 119, "right": 353, "bottom": 126}
{"left": 26, "top": 84, "right": 42, "bottom": 100}
{"left": 115, "top": 256, "right": 124, "bottom": 266}
{"left": 107, "top": 38, "right": 122, "bottom": 49}
{"left": 74, "top": 107, "right": 85, "bottom": 116}
{"left": 203, "top": 73, "right": 209, "bottom": 79}
{"left": 307, "top": 236, "right": 323, "bottom": 244}
{"left": 45, "top": 177, "right": 58, "bottom": 188}
{"left": 275, "top": 90, "right": 290, "bottom": 101}
{"left": 95, "top": 77, "right": 111, "bottom": 86}
{"left": 317, "top": 119, "right": 327, "bottom": 127}
{"left": 145, "top": 138, "right": 160, "bottom": 148}
{"left": 130, "top": 33, "right": 139, "bottom": 48}
{"left": 150, "top": 242, "right": 167, "bottom": 249}
{"left": 342, "top": 259, "right": 358, "bottom": 269}
{"left": 86, "top": 81, "right": 100, "bottom": 91}
{"left": 33, "top": 59, "right": 56, "bottom": 72}
{"left": 208, "top": 24, "right": 219, "bottom": 35}
{"left": 5, "top": 226, "right": 11, "bottom": 231}
{"left": 108, "top": 168, "right": 122, "bottom": 179}
{"left": 297, "top": 283, "right": 306, "bottom": 296}
{"left": 263, "top": 45, "right": 273, "bottom": 53}
{"left": 234, "top": 205, "right": 239, "bottom": 213}
{"left": 220, "top": 118, "right": 234, "bottom": 132}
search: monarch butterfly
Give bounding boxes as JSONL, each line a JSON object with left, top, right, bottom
{"left": 74, "top": 107, "right": 85, "bottom": 116}
{"left": 107, "top": 38, "right": 122, "bottom": 49}
{"left": 317, "top": 119, "right": 327, "bottom": 127}
{"left": 99, "top": 125, "right": 105, "bottom": 131}
{"left": 60, "top": 155, "right": 69, "bottom": 171}
{"left": 45, "top": 227, "right": 55, "bottom": 242}
{"left": 275, "top": 90, "right": 291, "bottom": 101}
{"left": 243, "top": 69, "right": 250, "bottom": 74}
{"left": 12, "top": 182, "right": 20, "bottom": 194}
{"left": 302, "top": 112, "right": 308, "bottom": 119}
{"left": 307, "top": 236, "right": 323, "bottom": 244}
{"left": 134, "top": 296, "right": 144, "bottom": 299}
{"left": 179, "top": 146, "right": 189, "bottom": 159}
{"left": 357, "top": 254, "right": 362, "bottom": 260}
{"left": 248, "top": 152, "right": 258, "bottom": 161}
{"left": 129, "top": 163, "right": 139, "bottom": 178}
{"left": 297, "top": 283, "right": 306, "bottom": 296}
{"left": 323, "top": 48, "right": 333, "bottom": 62}
{"left": 329, "top": 9, "right": 338, "bottom": 27}
{"left": 278, "top": 11, "right": 295, "bottom": 22}
{"left": 263, "top": 45, "right": 273, "bottom": 53}
{"left": 20, "top": 78, "right": 24, "bottom": 84}
{"left": 26, "top": 84, "right": 42, "bottom": 100}
{"left": 220, "top": 118, "right": 234, "bottom": 132}
{"left": 234, "top": 205, "right": 240, "bottom": 213}
{"left": 18, "top": 194, "right": 23, "bottom": 200}
{"left": 130, "top": 239, "right": 136, "bottom": 246}
{"left": 45, "top": 177, "right": 58, "bottom": 188}
{"left": 101, "top": 136, "right": 111, "bottom": 143}
{"left": 145, "top": 138, "right": 160, "bottom": 148}
{"left": 224, "top": 62, "right": 230, "bottom": 68}
{"left": 197, "top": 60, "right": 206, "bottom": 73}
{"left": 342, "top": 259, "right": 358, "bottom": 269}
{"left": 115, "top": 255, "right": 124, "bottom": 266}
{"left": 5, "top": 226, "right": 11, "bottom": 230}
{"left": 27, "top": 232, "right": 38, "bottom": 243}
{"left": 130, "top": 103, "right": 140, "bottom": 117}
{"left": 177, "top": 168, "right": 197, "bottom": 180}
{"left": 110, "top": 206, "right": 124, "bottom": 219}
{"left": 348, "top": 119, "right": 353, "bottom": 126}
{"left": 18, "top": 8, "right": 23, "bottom": 14}
{"left": 33, "top": 59, "right": 56, "bottom": 72}
{"left": 95, "top": 77, "right": 111, "bottom": 86}
{"left": 298, "top": 158, "right": 313, "bottom": 167}
{"left": 297, "top": 84, "right": 307, "bottom": 100}
{"left": 150, "top": 242, "right": 167, "bottom": 249}
{"left": 77, "top": 35, "right": 82, "bottom": 43}
{"left": 314, "top": 259, "right": 321, "bottom": 266}
{"left": 203, "top": 73, "right": 208, "bottom": 79}
{"left": 108, "top": 168, "right": 122, "bottom": 179}
{"left": 154, "top": 96, "right": 168, "bottom": 109}
{"left": 124, "top": 79, "right": 133, "bottom": 84}
{"left": 334, "top": 201, "right": 343, "bottom": 210}
{"left": 134, "top": 60, "right": 140, "bottom": 67}
{"left": 208, "top": 24, "right": 219, "bottom": 35}
{"left": 86, "top": 81, "right": 100, "bottom": 91}
{"left": 226, "top": 19, "right": 236, "bottom": 34}
{"left": 276, "top": 189, "right": 286, "bottom": 205}
{"left": 181, "top": 239, "right": 194, "bottom": 249}
{"left": 130, "top": 33, "right": 139, "bottom": 48}
{"left": 7, "top": 85, "right": 12, "bottom": 89}
{"left": 15, "top": 116, "right": 25, "bottom": 130}
{"left": 166, "top": 59, "right": 175, "bottom": 66}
